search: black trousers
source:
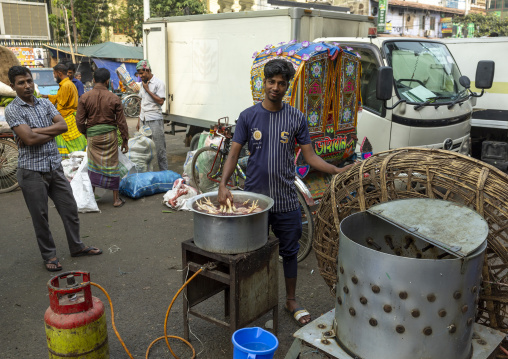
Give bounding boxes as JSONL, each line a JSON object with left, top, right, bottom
{"left": 17, "top": 166, "right": 85, "bottom": 260}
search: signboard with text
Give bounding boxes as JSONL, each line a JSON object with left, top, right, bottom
{"left": 378, "top": 0, "right": 388, "bottom": 33}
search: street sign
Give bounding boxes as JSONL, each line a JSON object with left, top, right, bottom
{"left": 378, "top": 0, "right": 388, "bottom": 33}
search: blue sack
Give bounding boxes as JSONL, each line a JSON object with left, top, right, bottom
{"left": 119, "top": 170, "right": 182, "bottom": 199}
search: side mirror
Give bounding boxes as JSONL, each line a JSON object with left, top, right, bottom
{"left": 376, "top": 66, "right": 393, "bottom": 101}
{"left": 459, "top": 76, "right": 471, "bottom": 89}
{"left": 475, "top": 60, "right": 495, "bottom": 89}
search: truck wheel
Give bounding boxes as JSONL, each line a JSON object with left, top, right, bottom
{"left": 190, "top": 133, "right": 201, "bottom": 151}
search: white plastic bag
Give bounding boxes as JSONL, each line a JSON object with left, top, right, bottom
{"left": 162, "top": 178, "right": 198, "bottom": 210}
{"left": 0, "top": 80, "right": 16, "bottom": 97}
{"left": 70, "top": 153, "right": 100, "bottom": 213}
{"left": 118, "top": 149, "right": 135, "bottom": 178}
{"left": 127, "top": 133, "right": 157, "bottom": 173}
{"left": 182, "top": 150, "right": 197, "bottom": 187}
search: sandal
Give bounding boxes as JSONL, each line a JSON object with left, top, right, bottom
{"left": 114, "top": 198, "right": 126, "bottom": 208}
{"left": 44, "top": 258, "right": 62, "bottom": 272}
{"left": 285, "top": 298, "right": 311, "bottom": 327}
{"left": 71, "top": 246, "right": 103, "bottom": 257}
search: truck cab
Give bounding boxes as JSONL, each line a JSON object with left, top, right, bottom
{"left": 315, "top": 37, "right": 473, "bottom": 155}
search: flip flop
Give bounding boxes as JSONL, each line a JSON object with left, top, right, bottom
{"left": 71, "top": 246, "right": 103, "bottom": 257}
{"left": 285, "top": 305, "right": 311, "bottom": 327}
{"left": 44, "top": 258, "right": 62, "bottom": 272}
{"left": 114, "top": 198, "right": 126, "bottom": 208}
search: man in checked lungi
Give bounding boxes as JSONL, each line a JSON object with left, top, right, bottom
{"left": 41, "top": 63, "right": 87, "bottom": 158}
{"left": 76, "top": 68, "right": 129, "bottom": 207}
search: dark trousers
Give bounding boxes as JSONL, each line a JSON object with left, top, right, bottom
{"left": 269, "top": 209, "right": 302, "bottom": 278}
{"left": 17, "top": 166, "right": 85, "bottom": 260}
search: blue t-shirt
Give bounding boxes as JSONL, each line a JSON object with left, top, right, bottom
{"left": 233, "top": 102, "right": 311, "bottom": 213}
{"left": 71, "top": 78, "right": 84, "bottom": 97}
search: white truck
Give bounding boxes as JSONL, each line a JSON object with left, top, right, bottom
{"left": 143, "top": 8, "right": 376, "bottom": 147}
{"left": 143, "top": 10, "right": 487, "bottom": 156}
{"left": 443, "top": 37, "right": 507, "bottom": 169}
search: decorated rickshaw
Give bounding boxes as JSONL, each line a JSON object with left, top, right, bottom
{"left": 249, "top": 40, "right": 363, "bottom": 260}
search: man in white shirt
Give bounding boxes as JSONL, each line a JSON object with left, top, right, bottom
{"left": 136, "top": 60, "right": 168, "bottom": 171}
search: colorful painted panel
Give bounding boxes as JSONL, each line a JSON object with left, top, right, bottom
{"left": 250, "top": 41, "right": 361, "bottom": 168}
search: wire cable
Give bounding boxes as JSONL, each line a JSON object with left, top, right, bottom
{"left": 90, "top": 266, "right": 204, "bottom": 359}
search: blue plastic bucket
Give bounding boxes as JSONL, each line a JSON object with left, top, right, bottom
{"left": 232, "top": 327, "right": 279, "bottom": 359}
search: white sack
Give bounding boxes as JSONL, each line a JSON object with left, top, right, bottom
{"left": 118, "top": 149, "right": 135, "bottom": 178}
{"left": 70, "top": 153, "right": 100, "bottom": 213}
{"left": 127, "top": 133, "right": 156, "bottom": 173}
{"left": 0, "top": 80, "right": 16, "bottom": 97}
{"left": 163, "top": 178, "right": 198, "bottom": 211}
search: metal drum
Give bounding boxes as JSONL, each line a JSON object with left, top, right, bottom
{"left": 335, "top": 199, "right": 488, "bottom": 359}
{"left": 188, "top": 191, "right": 274, "bottom": 254}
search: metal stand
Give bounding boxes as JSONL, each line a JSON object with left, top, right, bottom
{"left": 284, "top": 309, "right": 505, "bottom": 359}
{"left": 181, "top": 237, "right": 279, "bottom": 339}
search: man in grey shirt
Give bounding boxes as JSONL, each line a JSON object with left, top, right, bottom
{"left": 136, "top": 60, "right": 168, "bottom": 171}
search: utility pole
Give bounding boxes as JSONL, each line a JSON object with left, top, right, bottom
{"left": 63, "top": 6, "right": 76, "bottom": 64}
{"left": 69, "top": 0, "right": 78, "bottom": 55}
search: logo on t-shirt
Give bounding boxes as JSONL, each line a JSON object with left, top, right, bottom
{"left": 253, "top": 130, "right": 262, "bottom": 141}
{"left": 280, "top": 131, "right": 289, "bottom": 144}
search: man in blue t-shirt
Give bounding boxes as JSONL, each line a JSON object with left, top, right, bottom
{"left": 67, "top": 63, "right": 84, "bottom": 98}
{"left": 218, "top": 59, "right": 352, "bottom": 326}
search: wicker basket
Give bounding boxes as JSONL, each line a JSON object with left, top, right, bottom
{"left": 314, "top": 147, "right": 508, "bottom": 334}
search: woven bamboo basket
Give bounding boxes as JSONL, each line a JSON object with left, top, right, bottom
{"left": 0, "top": 46, "right": 20, "bottom": 85}
{"left": 314, "top": 147, "right": 508, "bottom": 335}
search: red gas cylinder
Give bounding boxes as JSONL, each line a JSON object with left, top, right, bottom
{"left": 44, "top": 271, "right": 109, "bottom": 358}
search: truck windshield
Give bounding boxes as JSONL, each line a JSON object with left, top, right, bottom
{"left": 383, "top": 41, "right": 466, "bottom": 104}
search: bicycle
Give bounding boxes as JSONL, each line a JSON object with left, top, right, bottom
{"left": 191, "top": 117, "right": 314, "bottom": 262}
{"left": 0, "top": 130, "right": 19, "bottom": 193}
{"left": 121, "top": 93, "right": 141, "bottom": 118}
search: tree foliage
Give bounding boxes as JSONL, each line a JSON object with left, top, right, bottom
{"left": 48, "top": 0, "right": 111, "bottom": 44}
{"left": 454, "top": 13, "right": 508, "bottom": 37}
{"left": 116, "top": 0, "right": 207, "bottom": 46}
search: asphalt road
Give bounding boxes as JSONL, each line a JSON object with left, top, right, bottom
{"left": 0, "top": 118, "right": 336, "bottom": 359}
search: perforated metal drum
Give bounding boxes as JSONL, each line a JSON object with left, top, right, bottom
{"left": 335, "top": 199, "right": 488, "bottom": 359}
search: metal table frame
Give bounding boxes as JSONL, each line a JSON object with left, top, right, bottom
{"left": 182, "top": 237, "right": 279, "bottom": 339}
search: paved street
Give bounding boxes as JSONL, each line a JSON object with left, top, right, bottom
{"left": 0, "top": 119, "right": 335, "bottom": 358}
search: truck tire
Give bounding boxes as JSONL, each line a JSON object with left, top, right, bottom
{"left": 190, "top": 133, "right": 201, "bottom": 151}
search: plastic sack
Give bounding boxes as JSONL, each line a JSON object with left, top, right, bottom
{"left": 127, "top": 132, "right": 156, "bottom": 173}
{"left": 118, "top": 149, "right": 135, "bottom": 178}
{"left": 0, "top": 80, "right": 16, "bottom": 97}
{"left": 197, "top": 132, "right": 209, "bottom": 150}
{"left": 61, "top": 157, "right": 82, "bottom": 181}
{"left": 70, "top": 153, "right": 100, "bottom": 213}
{"left": 162, "top": 178, "right": 198, "bottom": 210}
{"left": 182, "top": 150, "right": 197, "bottom": 187}
{"left": 119, "top": 170, "right": 182, "bottom": 199}
{"left": 204, "top": 134, "right": 224, "bottom": 150}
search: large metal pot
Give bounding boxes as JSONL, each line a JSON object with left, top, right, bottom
{"left": 187, "top": 191, "right": 274, "bottom": 254}
{"left": 335, "top": 199, "right": 488, "bottom": 359}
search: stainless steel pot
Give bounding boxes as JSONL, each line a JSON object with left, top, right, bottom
{"left": 335, "top": 199, "right": 488, "bottom": 359}
{"left": 187, "top": 191, "right": 274, "bottom": 254}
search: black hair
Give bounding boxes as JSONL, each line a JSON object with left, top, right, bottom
{"left": 264, "top": 59, "right": 295, "bottom": 82}
{"left": 53, "top": 63, "right": 68, "bottom": 74}
{"left": 94, "top": 68, "right": 110, "bottom": 84}
{"left": 8, "top": 66, "right": 32, "bottom": 84}
{"left": 67, "top": 63, "right": 76, "bottom": 72}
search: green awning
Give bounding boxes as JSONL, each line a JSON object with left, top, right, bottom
{"left": 44, "top": 41, "right": 143, "bottom": 60}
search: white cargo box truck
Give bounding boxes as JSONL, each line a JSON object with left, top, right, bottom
{"left": 143, "top": 8, "right": 376, "bottom": 147}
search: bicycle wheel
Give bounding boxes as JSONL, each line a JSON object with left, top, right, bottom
{"left": 191, "top": 146, "right": 238, "bottom": 194}
{"left": 276, "top": 191, "right": 314, "bottom": 263}
{"left": 296, "top": 191, "right": 314, "bottom": 262}
{"left": 0, "top": 139, "right": 19, "bottom": 193}
{"left": 123, "top": 95, "right": 141, "bottom": 118}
